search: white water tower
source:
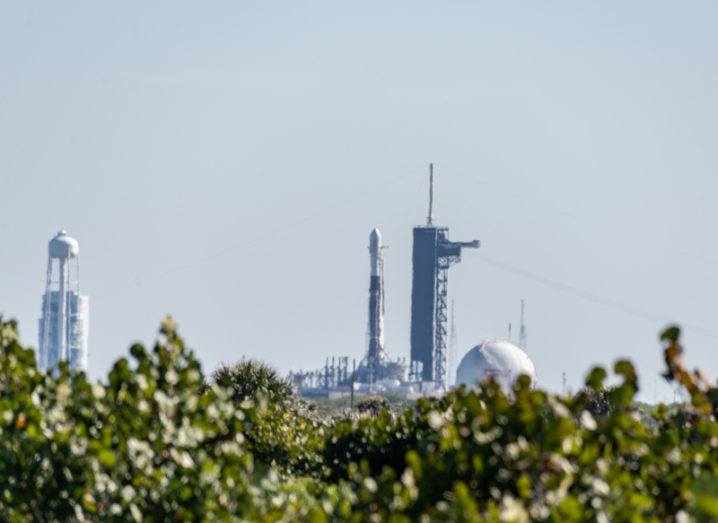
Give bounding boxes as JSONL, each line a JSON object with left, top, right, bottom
{"left": 38, "top": 230, "right": 89, "bottom": 372}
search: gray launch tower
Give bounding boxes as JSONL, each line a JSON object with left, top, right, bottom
{"left": 38, "top": 230, "right": 89, "bottom": 372}
{"left": 410, "top": 165, "right": 479, "bottom": 388}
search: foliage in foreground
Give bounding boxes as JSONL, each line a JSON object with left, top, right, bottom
{"left": 209, "top": 360, "right": 326, "bottom": 477}
{"left": 0, "top": 317, "right": 318, "bottom": 521}
{"left": 1, "top": 316, "right": 718, "bottom": 521}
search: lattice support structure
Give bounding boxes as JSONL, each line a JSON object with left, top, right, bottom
{"left": 434, "top": 255, "right": 462, "bottom": 390}
{"left": 433, "top": 259, "right": 449, "bottom": 389}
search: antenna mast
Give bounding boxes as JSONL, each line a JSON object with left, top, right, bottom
{"left": 449, "top": 299, "right": 458, "bottom": 387}
{"left": 519, "top": 299, "right": 528, "bottom": 350}
{"left": 427, "top": 163, "right": 434, "bottom": 225}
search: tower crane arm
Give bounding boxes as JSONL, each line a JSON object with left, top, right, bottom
{"left": 452, "top": 240, "right": 480, "bottom": 249}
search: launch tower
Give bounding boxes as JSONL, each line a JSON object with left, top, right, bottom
{"left": 38, "top": 230, "right": 89, "bottom": 372}
{"left": 410, "top": 165, "right": 479, "bottom": 389}
{"left": 366, "top": 228, "right": 387, "bottom": 383}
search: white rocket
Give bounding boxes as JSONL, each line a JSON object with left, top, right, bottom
{"left": 366, "top": 228, "right": 386, "bottom": 381}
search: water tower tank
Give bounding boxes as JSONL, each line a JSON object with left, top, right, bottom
{"left": 48, "top": 230, "right": 79, "bottom": 259}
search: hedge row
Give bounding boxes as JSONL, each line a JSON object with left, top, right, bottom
{"left": 0, "top": 317, "right": 716, "bottom": 521}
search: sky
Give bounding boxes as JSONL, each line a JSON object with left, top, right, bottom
{"left": 1, "top": 1, "right": 717, "bottom": 402}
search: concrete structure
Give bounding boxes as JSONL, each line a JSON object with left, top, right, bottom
{"left": 409, "top": 164, "right": 479, "bottom": 388}
{"left": 38, "top": 230, "right": 89, "bottom": 372}
{"left": 456, "top": 340, "right": 537, "bottom": 391}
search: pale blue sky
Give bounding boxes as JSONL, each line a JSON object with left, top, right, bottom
{"left": 1, "top": 2, "right": 717, "bottom": 401}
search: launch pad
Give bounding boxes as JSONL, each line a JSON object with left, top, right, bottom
{"left": 292, "top": 164, "right": 479, "bottom": 397}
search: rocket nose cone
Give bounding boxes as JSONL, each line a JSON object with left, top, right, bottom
{"left": 369, "top": 228, "right": 381, "bottom": 252}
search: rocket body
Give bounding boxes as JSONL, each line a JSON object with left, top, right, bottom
{"left": 367, "top": 228, "right": 385, "bottom": 380}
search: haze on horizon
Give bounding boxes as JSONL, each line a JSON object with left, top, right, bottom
{"left": 1, "top": 1, "right": 717, "bottom": 402}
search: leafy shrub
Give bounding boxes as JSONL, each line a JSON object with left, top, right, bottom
{"left": 3, "top": 315, "right": 718, "bottom": 521}
{"left": 354, "top": 395, "right": 390, "bottom": 416}
{"left": 0, "top": 316, "right": 262, "bottom": 519}
{"left": 211, "top": 359, "right": 294, "bottom": 405}
{"left": 318, "top": 331, "right": 718, "bottom": 521}
{"left": 209, "top": 360, "right": 326, "bottom": 478}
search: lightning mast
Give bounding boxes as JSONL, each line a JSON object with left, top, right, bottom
{"left": 519, "top": 299, "right": 528, "bottom": 350}
{"left": 427, "top": 163, "right": 434, "bottom": 226}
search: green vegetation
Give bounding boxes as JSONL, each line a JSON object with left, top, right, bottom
{"left": 306, "top": 392, "right": 413, "bottom": 416}
{"left": 211, "top": 360, "right": 295, "bottom": 405}
{"left": 0, "top": 315, "right": 717, "bottom": 521}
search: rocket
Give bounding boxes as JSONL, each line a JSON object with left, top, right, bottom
{"left": 367, "top": 228, "right": 386, "bottom": 381}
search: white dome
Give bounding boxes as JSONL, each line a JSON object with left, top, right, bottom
{"left": 48, "top": 230, "right": 79, "bottom": 259}
{"left": 456, "top": 340, "right": 536, "bottom": 390}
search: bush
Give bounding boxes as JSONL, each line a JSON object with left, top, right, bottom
{"left": 209, "top": 359, "right": 327, "bottom": 478}
{"left": 211, "top": 359, "right": 294, "bottom": 405}
{"left": 0, "top": 316, "right": 260, "bottom": 519}
{"left": 354, "top": 395, "right": 390, "bottom": 416}
{"left": 3, "top": 315, "right": 718, "bottom": 520}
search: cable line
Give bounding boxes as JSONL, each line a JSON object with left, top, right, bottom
{"left": 477, "top": 254, "right": 718, "bottom": 340}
